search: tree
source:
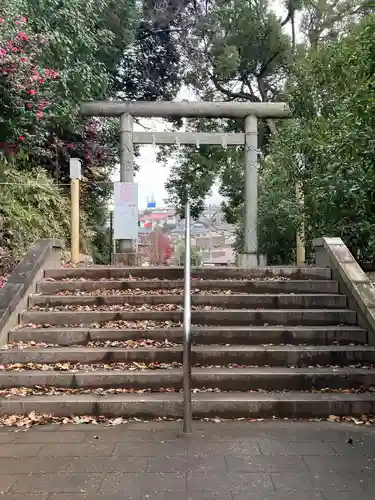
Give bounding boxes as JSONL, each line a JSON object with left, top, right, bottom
{"left": 264, "top": 13, "right": 375, "bottom": 263}
{"left": 166, "top": 1, "right": 375, "bottom": 263}
{"left": 1, "top": 0, "right": 139, "bottom": 262}
{"left": 165, "top": 0, "right": 293, "bottom": 226}
{"left": 299, "top": 0, "right": 372, "bottom": 46}
{"left": 0, "top": 15, "right": 60, "bottom": 152}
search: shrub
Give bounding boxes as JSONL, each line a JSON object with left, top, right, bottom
{"left": 0, "top": 159, "right": 94, "bottom": 264}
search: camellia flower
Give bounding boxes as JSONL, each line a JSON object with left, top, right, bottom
{"left": 17, "top": 32, "right": 28, "bottom": 41}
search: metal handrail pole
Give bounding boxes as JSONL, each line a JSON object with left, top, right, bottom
{"left": 183, "top": 200, "right": 192, "bottom": 433}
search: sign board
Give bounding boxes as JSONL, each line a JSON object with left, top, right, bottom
{"left": 69, "top": 158, "right": 82, "bottom": 180}
{"left": 113, "top": 182, "right": 138, "bottom": 240}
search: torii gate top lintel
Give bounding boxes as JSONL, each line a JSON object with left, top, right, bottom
{"left": 80, "top": 100, "right": 290, "bottom": 119}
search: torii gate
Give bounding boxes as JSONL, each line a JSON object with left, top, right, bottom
{"left": 80, "top": 101, "right": 290, "bottom": 267}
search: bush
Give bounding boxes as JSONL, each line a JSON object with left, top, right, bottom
{"left": 0, "top": 159, "right": 94, "bottom": 263}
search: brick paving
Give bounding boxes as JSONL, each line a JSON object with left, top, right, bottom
{"left": 0, "top": 420, "right": 375, "bottom": 499}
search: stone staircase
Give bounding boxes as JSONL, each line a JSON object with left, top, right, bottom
{"left": 1, "top": 265, "right": 375, "bottom": 419}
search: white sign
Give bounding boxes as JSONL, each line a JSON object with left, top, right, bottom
{"left": 113, "top": 182, "right": 138, "bottom": 240}
{"left": 69, "top": 158, "right": 82, "bottom": 179}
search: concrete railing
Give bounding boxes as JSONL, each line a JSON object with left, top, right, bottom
{"left": 0, "top": 239, "right": 63, "bottom": 344}
{"left": 314, "top": 237, "right": 375, "bottom": 343}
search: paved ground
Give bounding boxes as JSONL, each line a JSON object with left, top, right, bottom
{"left": 0, "top": 420, "right": 375, "bottom": 499}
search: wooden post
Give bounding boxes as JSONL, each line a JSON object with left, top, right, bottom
{"left": 69, "top": 158, "right": 81, "bottom": 264}
{"left": 296, "top": 181, "right": 305, "bottom": 265}
{"left": 70, "top": 178, "right": 80, "bottom": 263}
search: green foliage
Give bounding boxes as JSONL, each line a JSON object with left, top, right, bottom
{"left": 18, "top": 0, "right": 138, "bottom": 130}
{"left": 174, "top": 240, "right": 203, "bottom": 266}
{"left": 1, "top": 0, "right": 138, "bottom": 263}
{"left": 265, "top": 14, "right": 375, "bottom": 262}
{"left": 167, "top": 2, "right": 375, "bottom": 264}
{"left": 0, "top": 158, "right": 93, "bottom": 259}
{"left": 184, "top": 0, "right": 291, "bottom": 103}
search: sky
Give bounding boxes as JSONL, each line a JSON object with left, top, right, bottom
{"left": 113, "top": 1, "right": 288, "bottom": 209}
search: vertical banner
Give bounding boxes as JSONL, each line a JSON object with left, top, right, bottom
{"left": 113, "top": 182, "right": 138, "bottom": 240}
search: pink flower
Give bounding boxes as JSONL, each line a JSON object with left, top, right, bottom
{"left": 38, "top": 100, "right": 49, "bottom": 109}
{"left": 17, "top": 32, "right": 28, "bottom": 41}
{"left": 21, "top": 17, "right": 27, "bottom": 23}
{"left": 0, "top": 18, "right": 4, "bottom": 23}
{"left": 0, "top": 48, "right": 6, "bottom": 56}
{"left": 19, "top": 136, "right": 25, "bottom": 141}
{"left": 28, "top": 89, "right": 37, "bottom": 95}
{"left": 37, "top": 111, "right": 43, "bottom": 119}
{"left": 44, "top": 68, "right": 59, "bottom": 79}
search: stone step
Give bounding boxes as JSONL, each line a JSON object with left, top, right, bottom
{"left": 37, "top": 279, "right": 339, "bottom": 295}
{"left": 20, "top": 309, "right": 357, "bottom": 326}
{"left": 29, "top": 294, "right": 347, "bottom": 309}
{"left": 44, "top": 266, "right": 332, "bottom": 281}
{"left": 1, "top": 367, "right": 375, "bottom": 391}
{"left": 1, "top": 391, "right": 374, "bottom": 418}
{"left": 1, "top": 345, "right": 375, "bottom": 366}
{"left": 10, "top": 325, "right": 367, "bottom": 346}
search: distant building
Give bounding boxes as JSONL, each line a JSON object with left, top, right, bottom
{"left": 139, "top": 207, "right": 176, "bottom": 229}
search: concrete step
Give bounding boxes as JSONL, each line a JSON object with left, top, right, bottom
{"left": 1, "top": 367, "right": 375, "bottom": 391}
{"left": 37, "top": 279, "right": 339, "bottom": 295}
{"left": 1, "top": 345, "right": 375, "bottom": 366}
{"left": 29, "top": 294, "right": 347, "bottom": 309}
{"left": 0, "top": 391, "right": 374, "bottom": 418}
{"left": 10, "top": 326, "right": 367, "bottom": 346}
{"left": 20, "top": 309, "right": 357, "bottom": 326}
{"left": 44, "top": 266, "right": 332, "bottom": 281}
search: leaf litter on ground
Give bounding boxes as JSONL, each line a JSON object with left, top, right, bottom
{"left": 0, "top": 411, "right": 374, "bottom": 429}
{"left": 0, "top": 361, "right": 182, "bottom": 371}
{"left": 55, "top": 288, "right": 245, "bottom": 297}
{"left": 14, "top": 319, "right": 182, "bottom": 330}
{"left": 3, "top": 338, "right": 181, "bottom": 349}
{"left": 30, "top": 303, "right": 222, "bottom": 312}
